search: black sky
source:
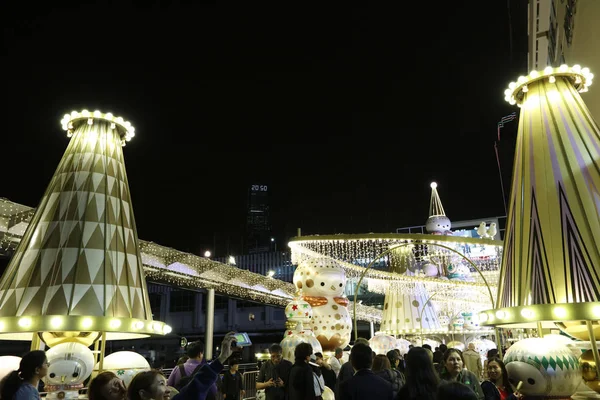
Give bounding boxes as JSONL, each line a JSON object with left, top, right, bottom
{"left": 2, "top": 2, "right": 527, "bottom": 256}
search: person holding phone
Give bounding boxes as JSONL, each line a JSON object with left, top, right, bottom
{"left": 256, "top": 344, "right": 292, "bottom": 400}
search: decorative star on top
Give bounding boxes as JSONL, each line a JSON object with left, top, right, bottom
{"left": 292, "top": 304, "right": 298, "bottom": 311}
{"left": 117, "top": 369, "right": 125, "bottom": 375}
{"left": 302, "top": 304, "right": 309, "bottom": 308}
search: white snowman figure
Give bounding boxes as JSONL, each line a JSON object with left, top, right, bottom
{"left": 462, "top": 312, "right": 480, "bottom": 330}
{"left": 451, "top": 314, "right": 465, "bottom": 331}
{"left": 293, "top": 258, "right": 352, "bottom": 351}
{"left": 503, "top": 338, "right": 580, "bottom": 398}
{"left": 45, "top": 342, "right": 95, "bottom": 399}
{"left": 438, "top": 313, "right": 451, "bottom": 328}
{"left": 425, "top": 215, "right": 452, "bottom": 235}
{"left": 422, "top": 262, "right": 439, "bottom": 277}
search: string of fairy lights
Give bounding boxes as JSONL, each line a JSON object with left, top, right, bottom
{"left": 0, "top": 198, "right": 383, "bottom": 323}
{"left": 0, "top": 198, "right": 35, "bottom": 255}
{"left": 289, "top": 235, "right": 502, "bottom": 313}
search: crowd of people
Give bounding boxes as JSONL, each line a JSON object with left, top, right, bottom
{"left": 255, "top": 340, "right": 522, "bottom": 400}
{"left": 0, "top": 336, "right": 522, "bottom": 400}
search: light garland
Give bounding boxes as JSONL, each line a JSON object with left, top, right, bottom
{"left": 289, "top": 235, "right": 501, "bottom": 292}
{"left": 504, "top": 65, "right": 593, "bottom": 106}
{"left": 60, "top": 110, "right": 135, "bottom": 145}
{"left": 288, "top": 234, "right": 502, "bottom": 317}
{"left": 0, "top": 199, "right": 383, "bottom": 323}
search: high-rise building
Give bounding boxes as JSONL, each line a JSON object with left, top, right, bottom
{"left": 246, "top": 183, "right": 271, "bottom": 253}
{"left": 528, "top": 0, "right": 600, "bottom": 118}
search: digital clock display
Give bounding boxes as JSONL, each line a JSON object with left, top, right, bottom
{"left": 251, "top": 185, "right": 268, "bottom": 192}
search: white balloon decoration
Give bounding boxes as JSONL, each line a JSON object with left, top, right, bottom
{"left": 0, "top": 356, "right": 21, "bottom": 382}
{"left": 96, "top": 351, "right": 151, "bottom": 387}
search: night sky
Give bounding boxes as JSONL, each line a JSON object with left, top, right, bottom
{"left": 2, "top": 2, "right": 528, "bottom": 257}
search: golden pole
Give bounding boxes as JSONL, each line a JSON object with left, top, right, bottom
{"left": 585, "top": 321, "right": 600, "bottom": 380}
{"left": 30, "top": 332, "right": 41, "bottom": 351}
{"left": 536, "top": 321, "right": 544, "bottom": 338}
{"left": 98, "top": 332, "right": 107, "bottom": 371}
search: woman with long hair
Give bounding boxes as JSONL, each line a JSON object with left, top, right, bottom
{"left": 0, "top": 350, "right": 48, "bottom": 400}
{"left": 439, "top": 348, "right": 484, "bottom": 400}
{"left": 88, "top": 371, "right": 127, "bottom": 400}
{"left": 373, "top": 354, "right": 404, "bottom": 399}
{"left": 396, "top": 347, "right": 439, "bottom": 400}
{"left": 481, "top": 357, "right": 522, "bottom": 400}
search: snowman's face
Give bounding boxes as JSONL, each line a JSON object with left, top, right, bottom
{"left": 295, "top": 267, "right": 345, "bottom": 296}
{"left": 46, "top": 358, "right": 86, "bottom": 385}
{"left": 505, "top": 361, "right": 549, "bottom": 396}
{"left": 427, "top": 216, "right": 451, "bottom": 232}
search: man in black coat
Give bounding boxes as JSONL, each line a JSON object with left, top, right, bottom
{"left": 339, "top": 343, "right": 393, "bottom": 400}
{"left": 288, "top": 342, "right": 318, "bottom": 400}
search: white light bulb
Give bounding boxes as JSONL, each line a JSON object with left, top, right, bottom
{"left": 50, "top": 316, "right": 63, "bottom": 328}
{"left": 430, "top": 182, "right": 437, "bottom": 189}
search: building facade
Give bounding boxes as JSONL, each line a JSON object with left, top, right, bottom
{"left": 246, "top": 184, "right": 272, "bottom": 253}
{"left": 528, "top": 0, "right": 600, "bottom": 119}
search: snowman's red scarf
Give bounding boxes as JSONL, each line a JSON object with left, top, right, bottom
{"left": 303, "top": 295, "right": 349, "bottom": 307}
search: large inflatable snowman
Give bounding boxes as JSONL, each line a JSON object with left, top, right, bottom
{"left": 293, "top": 258, "right": 352, "bottom": 351}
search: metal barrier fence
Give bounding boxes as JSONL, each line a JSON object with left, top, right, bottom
{"left": 241, "top": 370, "right": 259, "bottom": 400}
{"left": 162, "top": 366, "right": 259, "bottom": 400}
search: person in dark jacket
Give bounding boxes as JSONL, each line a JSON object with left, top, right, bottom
{"left": 396, "top": 347, "right": 439, "bottom": 400}
{"left": 372, "top": 355, "right": 404, "bottom": 398}
{"left": 222, "top": 361, "right": 245, "bottom": 400}
{"left": 314, "top": 353, "right": 336, "bottom": 392}
{"left": 339, "top": 343, "right": 393, "bottom": 400}
{"left": 288, "top": 343, "right": 318, "bottom": 400}
{"left": 335, "top": 338, "right": 370, "bottom": 396}
{"left": 438, "top": 348, "right": 484, "bottom": 400}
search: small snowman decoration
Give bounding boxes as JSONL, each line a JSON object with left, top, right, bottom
{"left": 293, "top": 258, "right": 352, "bottom": 351}
{"left": 426, "top": 215, "right": 452, "bottom": 235}
{"left": 462, "top": 312, "right": 480, "bottom": 330}
{"left": 451, "top": 314, "right": 465, "bottom": 331}
{"left": 45, "top": 343, "right": 95, "bottom": 399}
{"left": 438, "top": 313, "right": 450, "bottom": 328}
{"left": 283, "top": 290, "right": 313, "bottom": 335}
{"left": 503, "top": 338, "right": 580, "bottom": 398}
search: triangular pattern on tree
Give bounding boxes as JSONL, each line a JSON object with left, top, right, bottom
{"left": 527, "top": 190, "right": 554, "bottom": 305}
{"left": 0, "top": 122, "right": 155, "bottom": 323}
{"left": 559, "top": 184, "right": 600, "bottom": 302}
{"left": 500, "top": 207, "right": 515, "bottom": 308}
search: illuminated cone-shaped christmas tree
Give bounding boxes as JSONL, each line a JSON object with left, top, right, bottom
{"left": 480, "top": 66, "right": 600, "bottom": 338}
{"left": 380, "top": 283, "right": 442, "bottom": 334}
{"left": 425, "top": 182, "right": 452, "bottom": 235}
{"left": 379, "top": 246, "right": 442, "bottom": 334}
{"left": 0, "top": 110, "right": 170, "bottom": 344}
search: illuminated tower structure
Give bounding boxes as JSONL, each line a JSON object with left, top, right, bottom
{"left": 0, "top": 110, "right": 170, "bottom": 349}
{"left": 246, "top": 184, "right": 271, "bottom": 253}
{"left": 480, "top": 65, "right": 599, "bottom": 338}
